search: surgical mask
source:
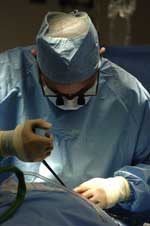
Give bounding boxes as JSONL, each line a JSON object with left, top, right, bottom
{"left": 43, "top": 79, "right": 98, "bottom": 110}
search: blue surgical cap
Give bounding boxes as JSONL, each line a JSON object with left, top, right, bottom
{"left": 36, "top": 10, "right": 101, "bottom": 84}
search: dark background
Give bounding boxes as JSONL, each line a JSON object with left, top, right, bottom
{"left": 0, "top": 0, "right": 149, "bottom": 52}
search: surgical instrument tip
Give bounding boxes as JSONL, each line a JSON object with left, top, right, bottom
{"left": 42, "top": 160, "right": 66, "bottom": 187}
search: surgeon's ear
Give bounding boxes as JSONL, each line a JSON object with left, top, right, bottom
{"left": 99, "top": 47, "right": 106, "bottom": 57}
{"left": 31, "top": 48, "right": 37, "bottom": 58}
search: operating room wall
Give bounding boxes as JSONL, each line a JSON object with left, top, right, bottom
{"left": 0, "top": 0, "right": 150, "bottom": 52}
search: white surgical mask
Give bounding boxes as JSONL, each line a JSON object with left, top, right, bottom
{"left": 43, "top": 80, "right": 98, "bottom": 111}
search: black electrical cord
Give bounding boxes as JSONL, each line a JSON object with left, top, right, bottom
{"left": 0, "top": 166, "right": 26, "bottom": 224}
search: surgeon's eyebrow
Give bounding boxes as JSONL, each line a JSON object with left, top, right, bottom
{"left": 43, "top": 70, "right": 98, "bottom": 90}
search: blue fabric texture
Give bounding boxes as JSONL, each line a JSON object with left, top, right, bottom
{"left": 0, "top": 46, "right": 150, "bottom": 213}
{"left": 105, "top": 46, "right": 150, "bottom": 92}
{"left": 36, "top": 11, "right": 101, "bottom": 84}
{"left": 0, "top": 178, "right": 117, "bottom": 226}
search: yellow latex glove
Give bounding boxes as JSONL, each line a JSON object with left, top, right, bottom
{"left": 74, "top": 177, "right": 130, "bottom": 209}
{"left": 0, "top": 119, "right": 53, "bottom": 162}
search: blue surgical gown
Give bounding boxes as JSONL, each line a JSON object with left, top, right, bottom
{"left": 0, "top": 177, "right": 119, "bottom": 226}
{"left": 0, "top": 46, "right": 150, "bottom": 212}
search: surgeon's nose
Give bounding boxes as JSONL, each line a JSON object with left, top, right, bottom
{"left": 66, "top": 94, "right": 75, "bottom": 100}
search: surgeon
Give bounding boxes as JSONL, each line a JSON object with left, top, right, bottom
{"left": 0, "top": 10, "right": 150, "bottom": 214}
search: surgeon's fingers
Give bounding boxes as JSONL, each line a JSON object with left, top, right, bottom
{"left": 35, "top": 150, "right": 51, "bottom": 162}
{"left": 35, "top": 134, "right": 54, "bottom": 148}
{"left": 29, "top": 119, "right": 52, "bottom": 130}
{"left": 44, "top": 131, "right": 54, "bottom": 141}
{"left": 88, "top": 196, "right": 100, "bottom": 205}
{"left": 95, "top": 201, "right": 105, "bottom": 209}
{"left": 23, "top": 119, "right": 53, "bottom": 139}
{"left": 73, "top": 185, "right": 88, "bottom": 193}
{"left": 47, "top": 134, "right": 54, "bottom": 143}
{"left": 87, "top": 194, "right": 106, "bottom": 208}
{"left": 27, "top": 140, "right": 52, "bottom": 161}
{"left": 79, "top": 189, "right": 93, "bottom": 199}
{"left": 22, "top": 131, "right": 54, "bottom": 158}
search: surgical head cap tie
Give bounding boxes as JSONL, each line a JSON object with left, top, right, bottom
{"left": 36, "top": 10, "right": 101, "bottom": 84}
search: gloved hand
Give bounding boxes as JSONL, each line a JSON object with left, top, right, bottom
{"left": 0, "top": 119, "right": 53, "bottom": 162}
{"left": 74, "top": 177, "right": 130, "bottom": 209}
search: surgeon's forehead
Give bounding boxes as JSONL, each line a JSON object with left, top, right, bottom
{"left": 43, "top": 71, "right": 98, "bottom": 86}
